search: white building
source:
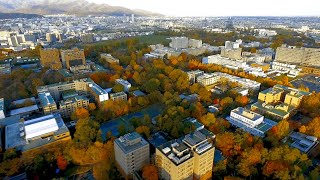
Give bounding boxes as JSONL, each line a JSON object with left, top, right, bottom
{"left": 188, "top": 39, "right": 203, "bottom": 48}
{"left": 0, "top": 98, "right": 5, "bottom": 119}
{"left": 202, "top": 55, "right": 247, "bottom": 69}
{"left": 114, "top": 132, "right": 150, "bottom": 177}
{"left": 227, "top": 107, "right": 277, "bottom": 137}
{"left": 115, "top": 79, "right": 132, "bottom": 92}
{"left": 170, "top": 37, "right": 189, "bottom": 49}
{"left": 196, "top": 73, "right": 220, "bottom": 86}
{"left": 225, "top": 41, "right": 240, "bottom": 49}
{"left": 187, "top": 70, "right": 205, "bottom": 84}
{"left": 271, "top": 62, "right": 301, "bottom": 77}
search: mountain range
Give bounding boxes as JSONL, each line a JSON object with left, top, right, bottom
{"left": 0, "top": 0, "right": 161, "bottom": 16}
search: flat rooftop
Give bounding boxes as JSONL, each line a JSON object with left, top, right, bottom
{"left": 110, "top": 92, "right": 127, "bottom": 98}
{"left": 9, "top": 105, "right": 39, "bottom": 116}
{"left": 288, "top": 132, "right": 318, "bottom": 153}
{"left": 251, "top": 102, "right": 294, "bottom": 117}
{"left": 116, "top": 79, "right": 131, "bottom": 86}
{"left": 88, "top": 82, "right": 108, "bottom": 95}
{"left": 59, "top": 95, "right": 88, "bottom": 106}
{"left": 232, "top": 107, "right": 263, "bottom": 121}
{"left": 5, "top": 114, "right": 69, "bottom": 151}
{"left": 38, "top": 92, "right": 56, "bottom": 106}
{"left": 115, "top": 132, "right": 149, "bottom": 154}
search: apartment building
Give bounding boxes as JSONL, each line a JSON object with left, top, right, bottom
{"left": 60, "top": 48, "right": 86, "bottom": 69}
{"left": 251, "top": 85, "right": 311, "bottom": 121}
{"left": 275, "top": 45, "right": 320, "bottom": 67}
{"left": 227, "top": 107, "right": 277, "bottom": 137}
{"left": 114, "top": 132, "right": 150, "bottom": 179}
{"left": 156, "top": 129, "right": 215, "bottom": 180}
{"left": 59, "top": 96, "right": 89, "bottom": 118}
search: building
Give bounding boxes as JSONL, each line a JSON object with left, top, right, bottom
{"left": 114, "top": 132, "right": 150, "bottom": 178}
{"left": 60, "top": 48, "right": 86, "bottom": 69}
{"left": 156, "top": 129, "right": 215, "bottom": 180}
{"left": 220, "top": 48, "right": 242, "bottom": 60}
{"left": 227, "top": 107, "right": 277, "bottom": 137}
{"left": 0, "top": 98, "right": 5, "bottom": 119}
{"left": 251, "top": 85, "right": 311, "bottom": 121}
{"left": 275, "top": 45, "right": 320, "bottom": 67}
{"left": 37, "top": 78, "right": 107, "bottom": 115}
{"left": 284, "top": 132, "right": 318, "bottom": 154}
{"left": 188, "top": 39, "right": 202, "bottom": 48}
{"left": 225, "top": 40, "right": 241, "bottom": 49}
{"left": 271, "top": 62, "right": 301, "bottom": 77}
{"left": 110, "top": 92, "right": 128, "bottom": 101}
{"left": 39, "top": 92, "right": 57, "bottom": 115}
{"left": 196, "top": 73, "right": 220, "bottom": 86}
{"left": 203, "top": 55, "right": 247, "bottom": 69}
{"left": 187, "top": 70, "right": 204, "bottom": 84}
{"left": 213, "top": 72, "right": 261, "bottom": 94}
{"left": 0, "top": 63, "right": 11, "bottom": 74}
{"left": 46, "top": 33, "right": 57, "bottom": 43}
{"left": 170, "top": 37, "right": 189, "bottom": 49}
{"left": 250, "top": 63, "right": 270, "bottom": 72}
{"left": 39, "top": 48, "right": 62, "bottom": 69}
{"left": 100, "top": 53, "right": 120, "bottom": 64}
{"left": 5, "top": 114, "right": 71, "bottom": 153}
{"left": 257, "top": 29, "right": 277, "bottom": 37}
{"left": 59, "top": 96, "right": 89, "bottom": 118}
{"left": 116, "top": 79, "right": 132, "bottom": 92}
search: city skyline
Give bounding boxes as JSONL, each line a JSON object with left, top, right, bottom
{"left": 88, "top": 0, "right": 320, "bottom": 17}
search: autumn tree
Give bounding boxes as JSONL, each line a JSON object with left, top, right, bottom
{"left": 56, "top": 155, "right": 68, "bottom": 170}
{"left": 142, "top": 164, "right": 158, "bottom": 180}
{"left": 200, "top": 113, "right": 216, "bottom": 127}
{"left": 136, "top": 125, "right": 151, "bottom": 138}
{"left": 71, "top": 107, "right": 90, "bottom": 120}
{"left": 112, "top": 83, "right": 125, "bottom": 93}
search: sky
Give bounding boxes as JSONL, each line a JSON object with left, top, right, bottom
{"left": 87, "top": 0, "right": 320, "bottom": 17}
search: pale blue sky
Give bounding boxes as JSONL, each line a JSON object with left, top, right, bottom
{"left": 87, "top": 0, "right": 320, "bottom": 16}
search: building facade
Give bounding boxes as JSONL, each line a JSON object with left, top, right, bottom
{"left": 110, "top": 92, "right": 128, "bottom": 101}
{"left": 39, "top": 48, "right": 62, "bottom": 69}
{"left": 114, "top": 132, "right": 150, "bottom": 178}
{"left": 196, "top": 73, "right": 220, "bottom": 86}
{"left": 60, "top": 48, "right": 86, "bottom": 69}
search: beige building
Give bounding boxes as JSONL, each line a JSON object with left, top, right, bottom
{"left": 156, "top": 129, "right": 215, "bottom": 180}
{"left": 196, "top": 73, "right": 220, "bottom": 86}
{"left": 114, "top": 132, "right": 150, "bottom": 179}
{"left": 110, "top": 92, "right": 127, "bottom": 101}
{"left": 60, "top": 48, "right": 86, "bottom": 69}
{"left": 39, "top": 48, "right": 62, "bottom": 69}
{"left": 59, "top": 96, "right": 89, "bottom": 118}
{"left": 100, "top": 53, "right": 120, "bottom": 64}
{"left": 275, "top": 45, "right": 320, "bottom": 67}
{"left": 220, "top": 48, "right": 242, "bottom": 60}
{"left": 252, "top": 84, "right": 311, "bottom": 121}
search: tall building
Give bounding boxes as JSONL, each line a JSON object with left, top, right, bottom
{"left": 39, "top": 92, "right": 57, "bottom": 115}
{"left": 5, "top": 114, "right": 71, "bottom": 154}
{"left": 156, "top": 129, "right": 215, "bottom": 180}
{"left": 60, "top": 48, "right": 86, "bottom": 69}
{"left": 131, "top": 14, "right": 135, "bottom": 23}
{"left": 275, "top": 45, "right": 320, "bottom": 67}
{"left": 39, "top": 48, "right": 62, "bottom": 69}
{"left": 227, "top": 107, "right": 277, "bottom": 137}
{"left": 114, "top": 132, "right": 150, "bottom": 178}
{"left": 8, "top": 36, "right": 19, "bottom": 46}
{"left": 170, "top": 37, "right": 189, "bottom": 49}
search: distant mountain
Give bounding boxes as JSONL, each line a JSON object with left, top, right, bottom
{"left": 0, "top": 12, "right": 43, "bottom": 19}
{"left": 0, "top": 0, "right": 162, "bottom": 16}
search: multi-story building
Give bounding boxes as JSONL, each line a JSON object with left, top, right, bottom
{"left": 227, "top": 107, "right": 277, "bottom": 137}
{"left": 213, "top": 72, "right": 261, "bottom": 94}
{"left": 271, "top": 62, "right": 301, "bottom": 77}
{"left": 220, "top": 48, "right": 242, "bottom": 60}
{"left": 0, "top": 98, "right": 5, "bottom": 119}
{"left": 80, "top": 33, "right": 94, "bottom": 43}
{"left": 225, "top": 40, "right": 241, "bottom": 49}
{"left": 60, "top": 48, "right": 86, "bottom": 69}
{"left": 284, "top": 132, "right": 318, "bottom": 154}
{"left": 5, "top": 114, "right": 71, "bottom": 154}
{"left": 187, "top": 70, "right": 204, "bottom": 84}
{"left": 115, "top": 79, "right": 132, "bottom": 92}
{"left": 110, "top": 92, "right": 128, "bottom": 101}
{"left": 196, "top": 73, "right": 220, "bottom": 86}
{"left": 37, "top": 78, "right": 108, "bottom": 115}
{"left": 59, "top": 96, "right": 89, "bottom": 118}
{"left": 114, "top": 132, "right": 150, "bottom": 178}
{"left": 188, "top": 39, "right": 202, "bottom": 48}
{"left": 251, "top": 85, "right": 311, "bottom": 121}
{"left": 170, "top": 37, "right": 189, "bottom": 49}
{"left": 46, "top": 33, "right": 57, "bottom": 43}
{"left": 39, "top": 48, "right": 62, "bottom": 69}
{"left": 39, "top": 92, "right": 57, "bottom": 115}
{"left": 202, "top": 55, "right": 247, "bottom": 70}
{"left": 100, "top": 53, "right": 120, "bottom": 64}
{"left": 275, "top": 45, "right": 320, "bottom": 67}
{"left": 156, "top": 129, "right": 215, "bottom": 180}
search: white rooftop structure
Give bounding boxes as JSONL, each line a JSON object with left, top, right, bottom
{"left": 25, "top": 118, "right": 58, "bottom": 140}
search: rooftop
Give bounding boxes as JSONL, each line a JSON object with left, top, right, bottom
{"left": 251, "top": 102, "right": 295, "bottom": 117}
{"left": 184, "top": 117, "right": 204, "bottom": 131}
{"left": 5, "top": 114, "right": 69, "bottom": 151}
{"left": 115, "top": 132, "right": 149, "bottom": 154}
{"left": 59, "top": 95, "right": 88, "bottom": 106}
{"left": 158, "top": 139, "right": 193, "bottom": 165}
{"left": 116, "top": 78, "right": 131, "bottom": 86}
{"left": 287, "top": 132, "right": 318, "bottom": 153}
{"left": 133, "top": 90, "right": 146, "bottom": 97}
{"left": 38, "top": 92, "right": 56, "bottom": 107}
{"left": 110, "top": 92, "right": 127, "bottom": 98}
{"left": 88, "top": 82, "right": 108, "bottom": 95}
{"left": 9, "top": 105, "right": 39, "bottom": 116}
{"left": 232, "top": 107, "right": 264, "bottom": 121}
